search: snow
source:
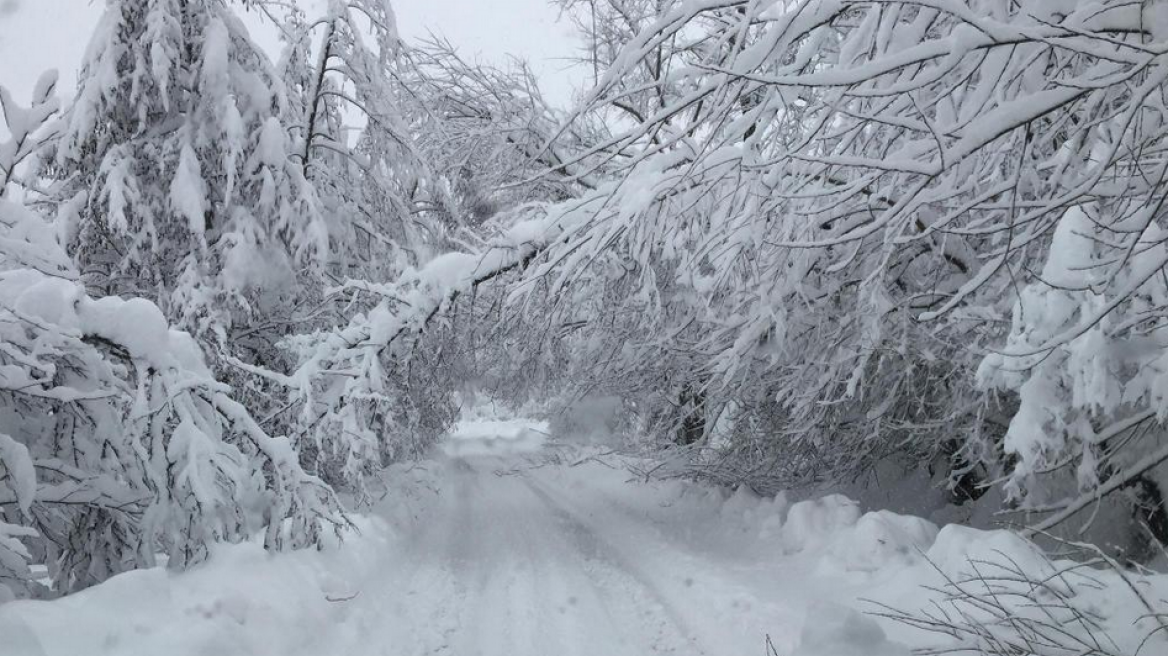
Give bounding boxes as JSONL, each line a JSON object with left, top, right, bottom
{"left": 823, "top": 510, "right": 940, "bottom": 573}
{"left": 780, "top": 494, "right": 861, "bottom": 554}
{"left": 0, "top": 434, "right": 35, "bottom": 516}
{"left": 791, "top": 603, "right": 909, "bottom": 656}
{"left": 81, "top": 296, "right": 178, "bottom": 366}
{"left": 0, "top": 201, "right": 73, "bottom": 278}
{"left": 256, "top": 117, "right": 285, "bottom": 169}
{"left": 441, "top": 415, "right": 548, "bottom": 457}
{"left": 200, "top": 18, "right": 230, "bottom": 96}
{"left": 169, "top": 144, "right": 208, "bottom": 236}
{"left": 0, "top": 522, "right": 37, "bottom": 603}
{"left": 2, "top": 426, "right": 1164, "bottom": 656}
{"left": 0, "top": 517, "right": 391, "bottom": 656}
{"left": 10, "top": 274, "right": 210, "bottom": 375}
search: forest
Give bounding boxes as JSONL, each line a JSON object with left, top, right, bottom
{"left": 3, "top": 1, "right": 1168, "bottom": 654}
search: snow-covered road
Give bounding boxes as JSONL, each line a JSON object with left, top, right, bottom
{"left": 4, "top": 426, "right": 1165, "bottom": 656}
{"left": 335, "top": 454, "right": 775, "bottom": 656}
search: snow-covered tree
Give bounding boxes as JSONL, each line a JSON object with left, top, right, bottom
{"left": 402, "top": 40, "right": 588, "bottom": 223}
{"left": 0, "top": 76, "right": 343, "bottom": 600}
{"left": 45, "top": 0, "right": 327, "bottom": 352}
{"left": 227, "top": 2, "right": 591, "bottom": 494}
{"left": 265, "top": 0, "right": 582, "bottom": 263}
{"left": 479, "top": 0, "right": 1168, "bottom": 544}
{"left": 268, "top": 0, "right": 431, "bottom": 279}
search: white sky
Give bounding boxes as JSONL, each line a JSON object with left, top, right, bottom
{"left": 394, "top": 0, "right": 587, "bottom": 107}
{"left": 0, "top": 0, "right": 588, "bottom": 107}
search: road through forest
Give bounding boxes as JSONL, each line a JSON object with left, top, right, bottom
{"left": 0, "top": 428, "right": 986, "bottom": 656}
{"left": 315, "top": 452, "right": 783, "bottom": 656}
{"left": 305, "top": 432, "right": 918, "bottom": 656}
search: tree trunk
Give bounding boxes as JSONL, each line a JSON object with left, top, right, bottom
{"left": 676, "top": 383, "right": 706, "bottom": 446}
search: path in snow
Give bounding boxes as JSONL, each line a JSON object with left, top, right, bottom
{"left": 14, "top": 424, "right": 1157, "bottom": 656}
{"left": 325, "top": 450, "right": 800, "bottom": 656}
{"left": 0, "top": 432, "right": 935, "bottom": 656}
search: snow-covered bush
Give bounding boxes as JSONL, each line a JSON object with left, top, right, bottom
{"left": 874, "top": 548, "right": 1168, "bottom": 656}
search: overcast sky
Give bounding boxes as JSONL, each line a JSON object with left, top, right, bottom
{"left": 0, "top": 0, "right": 587, "bottom": 107}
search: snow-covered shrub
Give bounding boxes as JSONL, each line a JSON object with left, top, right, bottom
{"left": 850, "top": 522, "right": 1168, "bottom": 656}
{"left": 873, "top": 551, "right": 1166, "bottom": 656}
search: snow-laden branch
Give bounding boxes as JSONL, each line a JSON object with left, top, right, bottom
{"left": 496, "top": 0, "right": 1168, "bottom": 525}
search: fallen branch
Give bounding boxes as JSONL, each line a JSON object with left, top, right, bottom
{"left": 325, "top": 591, "right": 361, "bottom": 603}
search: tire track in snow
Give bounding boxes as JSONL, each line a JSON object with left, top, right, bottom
{"left": 519, "top": 474, "right": 708, "bottom": 655}
{"left": 452, "top": 458, "right": 532, "bottom": 656}
{"left": 336, "top": 458, "right": 474, "bottom": 656}
{"left": 338, "top": 454, "right": 775, "bottom": 655}
{"left": 443, "top": 457, "right": 589, "bottom": 656}
{"left": 521, "top": 461, "right": 802, "bottom": 655}
{"left": 440, "top": 456, "right": 708, "bottom": 655}
{"left": 506, "top": 472, "right": 644, "bottom": 656}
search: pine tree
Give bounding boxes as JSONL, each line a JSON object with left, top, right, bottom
{"left": 0, "top": 188, "right": 344, "bottom": 597}
{"left": 47, "top": 0, "right": 327, "bottom": 349}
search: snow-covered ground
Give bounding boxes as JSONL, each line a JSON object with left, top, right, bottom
{"left": 2, "top": 417, "right": 1166, "bottom": 656}
{"left": 440, "top": 414, "right": 549, "bottom": 457}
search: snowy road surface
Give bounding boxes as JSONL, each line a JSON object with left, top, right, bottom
{"left": 3, "top": 425, "right": 1163, "bottom": 656}
{"left": 333, "top": 455, "right": 786, "bottom": 656}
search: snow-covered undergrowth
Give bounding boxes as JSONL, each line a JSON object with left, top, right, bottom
{"left": 536, "top": 445, "right": 1168, "bottom": 656}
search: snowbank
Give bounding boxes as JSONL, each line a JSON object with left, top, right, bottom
{"left": 0, "top": 517, "right": 391, "bottom": 656}
{"left": 684, "top": 478, "right": 1168, "bottom": 655}
{"left": 791, "top": 603, "right": 910, "bottom": 656}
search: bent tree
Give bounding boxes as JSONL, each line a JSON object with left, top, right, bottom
{"left": 502, "top": 0, "right": 1168, "bottom": 536}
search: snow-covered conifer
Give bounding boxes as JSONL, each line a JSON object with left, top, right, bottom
{"left": 1, "top": 73, "right": 343, "bottom": 599}
{"left": 46, "top": 0, "right": 326, "bottom": 348}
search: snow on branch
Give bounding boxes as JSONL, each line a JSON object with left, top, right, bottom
{"left": 0, "top": 66, "right": 346, "bottom": 594}
{"left": 503, "top": 0, "right": 1168, "bottom": 526}
{"left": 242, "top": 200, "right": 595, "bottom": 498}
